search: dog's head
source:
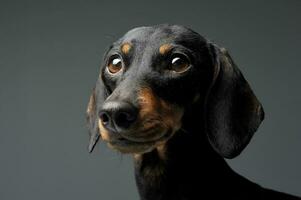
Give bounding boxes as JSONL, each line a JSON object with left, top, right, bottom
{"left": 86, "top": 24, "right": 264, "bottom": 158}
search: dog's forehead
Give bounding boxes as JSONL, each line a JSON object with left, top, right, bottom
{"left": 119, "top": 25, "right": 201, "bottom": 46}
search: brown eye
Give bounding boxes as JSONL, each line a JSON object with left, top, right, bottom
{"left": 107, "top": 55, "right": 123, "bottom": 74}
{"left": 170, "top": 54, "right": 190, "bottom": 73}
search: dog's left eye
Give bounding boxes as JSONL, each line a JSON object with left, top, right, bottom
{"left": 169, "top": 54, "right": 190, "bottom": 73}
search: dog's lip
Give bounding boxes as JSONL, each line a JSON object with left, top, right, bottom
{"left": 107, "top": 129, "right": 172, "bottom": 147}
{"left": 107, "top": 136, "right": 163, "bottom": 154}
{"left": 109, "top": 137, "right": 156, "bottom": 147}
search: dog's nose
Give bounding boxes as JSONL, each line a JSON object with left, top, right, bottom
{"left": 99, "top": 101, "right": 138, "bottom": 131}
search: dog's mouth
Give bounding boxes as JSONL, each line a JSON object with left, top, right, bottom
{"left": 103, "top": 128, "right": 174, "bottom": 154}
{"left": 98, "top": 88, "right": 184, "bottom": 154}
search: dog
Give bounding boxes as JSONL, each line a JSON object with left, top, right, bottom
{"left": 86, "top": 24, "right": 300, "bottom": 200}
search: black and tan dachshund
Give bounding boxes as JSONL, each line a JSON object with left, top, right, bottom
{"left": 86, "top": 24, "right": 300, "bottom": 200}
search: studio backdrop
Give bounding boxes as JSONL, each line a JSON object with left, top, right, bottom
{"left": 0, "top": 0, "right": 300, "bottom": 199}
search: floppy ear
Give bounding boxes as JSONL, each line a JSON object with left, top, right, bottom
{"left": 205, "top": 44, "right": 264, "bottom": 159}
{"left": 86, "top": 88, "right": 99, "bottom": 153}
{"left": 86, "top": 75, "right": 109, "bottom": 153}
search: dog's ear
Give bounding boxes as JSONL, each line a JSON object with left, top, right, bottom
{"left": 86, "top": 75, "right": 109, "bottom": 153}
{"left": 86, "top": 88, "right": 99, "bottom": 153}
{"left": 205, "top": 44, "right": 264, "bottom": 159}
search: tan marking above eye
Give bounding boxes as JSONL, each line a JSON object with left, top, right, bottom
{"left": 159, "top": 44, "right": 172, "bottom": 55}
{"left": 121, "top": 43, "right": 132, "bottom": 54}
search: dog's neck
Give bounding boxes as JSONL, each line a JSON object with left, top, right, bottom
{"left": 133, "top": 107, "right": 259, "bottom": 200}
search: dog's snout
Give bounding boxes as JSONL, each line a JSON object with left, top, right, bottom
{"left": 99, "top": 101, "right": 138, "bottom": 131}
{"left": 99, "top": 111, "right": 110, "bottom": 125}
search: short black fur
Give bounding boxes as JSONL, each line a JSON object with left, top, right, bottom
{"left": 86, "top": 24, "right": 300, "bottom": 200}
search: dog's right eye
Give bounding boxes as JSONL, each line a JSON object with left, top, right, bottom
{"left": 107, "top": 55, "right": 123, "bottom": 74}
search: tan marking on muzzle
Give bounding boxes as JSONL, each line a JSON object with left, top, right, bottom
{"left": 138, "top": 87, "right": 183, "bottom": 132}
{"left": 98, "top": 119, "right": 110, "bottom": 141}
{"left": 121, "top": 42, "right": 132, "bottom": 54}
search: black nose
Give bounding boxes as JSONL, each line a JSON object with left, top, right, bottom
{"left": 99, "top": 101, "right": 138, "bottom": 131}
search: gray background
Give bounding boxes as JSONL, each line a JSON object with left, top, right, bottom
{"left": 0, "top": 0, "right": 300, "bottom": 199}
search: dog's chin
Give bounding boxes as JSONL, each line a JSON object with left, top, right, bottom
{"left": 107, "top": 140, "right": 156, "bottom": 154}
{"left": 106, "top": 130, "right": 173, "bottom": 154}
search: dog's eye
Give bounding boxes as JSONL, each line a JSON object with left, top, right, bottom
{"left": 170, "top": 54, "right": 190, "bottom": 73}
{"left": 107, "top": 55, "right": 123, "bottom": 74}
